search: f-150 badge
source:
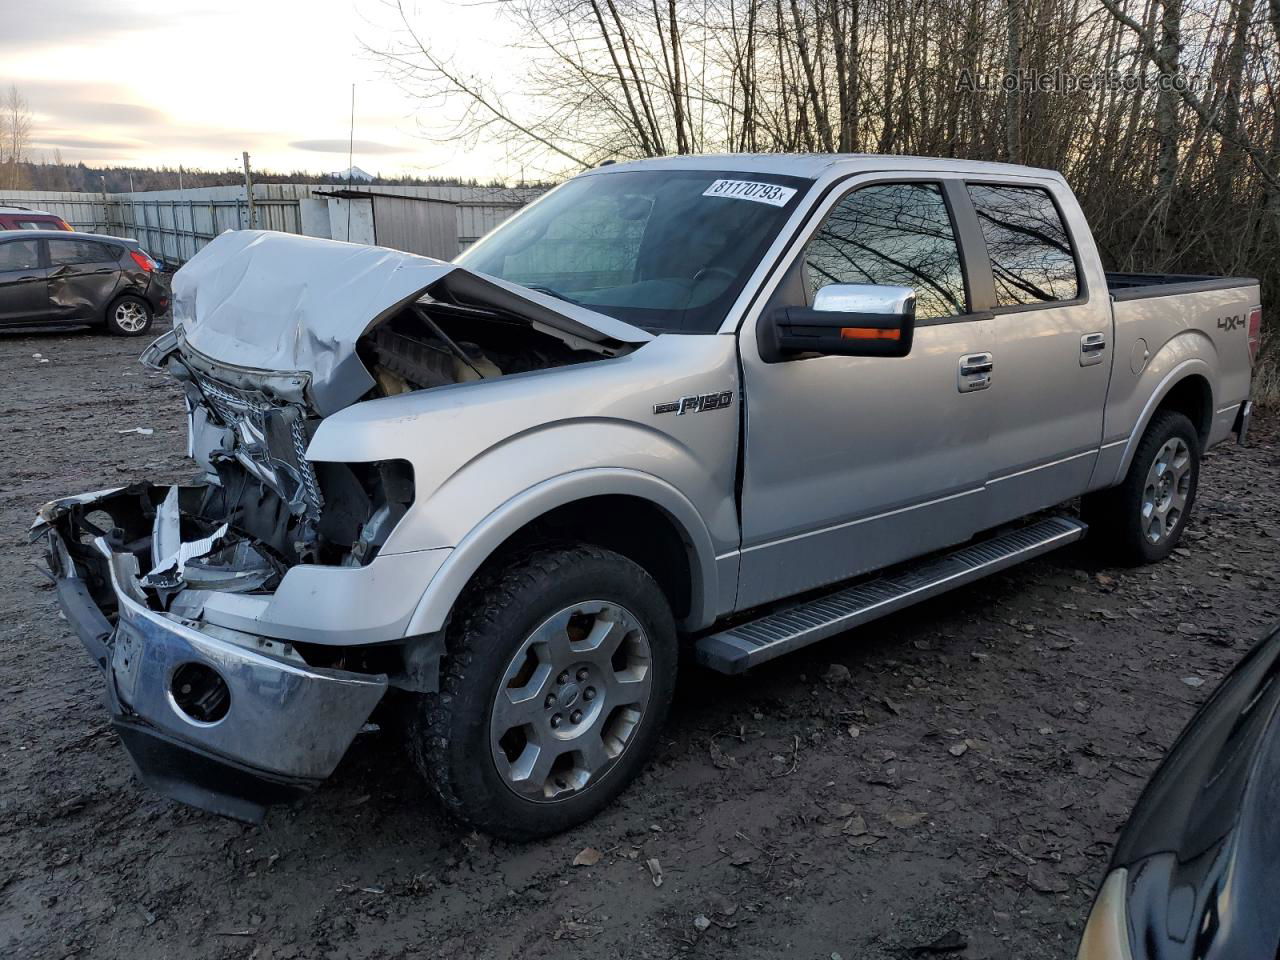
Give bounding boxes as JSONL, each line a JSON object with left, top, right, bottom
{"left": 653, "top": 391, "right": 734, "bottom": 415}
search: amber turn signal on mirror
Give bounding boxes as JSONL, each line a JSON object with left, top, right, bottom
{"left": 839, "top": 326, "right": 902, "bottom": 340}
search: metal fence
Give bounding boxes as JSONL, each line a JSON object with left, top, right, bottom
{"left": 0, "top": 192, "right": 114, "bottom": 233}
{"left": 1, "top": 183, "right": 544, "bottom": 267}
{"left": 114, "top": 197, "right": 301, "bottom": 265}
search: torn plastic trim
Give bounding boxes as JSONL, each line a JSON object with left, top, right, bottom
{"left": 168, "top": 329, "right": 312, "bottom": 408}
{"left": 36, "top": 484, "right": 447, "bottom": 649}
{"left": 31, "top": 486, "right": 128, "bottom": 535}
{"left": 170, "top": 230, "right": 653, "bottom": 416}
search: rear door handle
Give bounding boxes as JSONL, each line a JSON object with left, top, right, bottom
{"left": 1080, "top": 332, "right": 1107, "bottom": 366}
{"left": 958, "top": 352, "right": 993, "bottom": 392}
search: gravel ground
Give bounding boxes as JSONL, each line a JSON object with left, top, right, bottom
{"left": 1, "top": 323, "right": 1276, "bottom": 960}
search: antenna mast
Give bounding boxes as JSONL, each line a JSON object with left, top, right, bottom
{"left": 346, "top": 83, "right": 355, "bottom": 241}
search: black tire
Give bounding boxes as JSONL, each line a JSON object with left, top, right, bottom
{"left": 104, "top": 294, "right": 153, "bottom": 336}
{"left": 1083, "top": 410, "right": 1201, "bottom": 564}
{"left": 408, "top": 545, "right": 678, "bottom": 840}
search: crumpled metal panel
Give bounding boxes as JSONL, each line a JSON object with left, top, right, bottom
{"left": 172, "top": 230, "right": 651, "bottom": 415}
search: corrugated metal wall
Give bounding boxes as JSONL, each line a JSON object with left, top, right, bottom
{"left": 370, "top": 195, "right": 458, "bottom": 260}
{"left": 113, "top": 196, "right": 302, "bottom": 264}
{"left": 0, "top": 182, "right": 545, "bottom": 265}
{"left": 0, "top": 190, "right": 114, "bottom": 232}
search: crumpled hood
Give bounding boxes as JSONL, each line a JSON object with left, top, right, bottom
{"left": 172, "top": 230, "right": 652, "bottom": 415}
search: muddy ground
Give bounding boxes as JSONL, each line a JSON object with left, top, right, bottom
{"left": 0, "top": 323, "right": 1276, "bottom": 960}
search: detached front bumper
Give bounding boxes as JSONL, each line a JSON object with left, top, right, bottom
{"left": 38, "top": 490, "right": 388, "bottom": 822}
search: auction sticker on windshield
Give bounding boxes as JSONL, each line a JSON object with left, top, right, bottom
{"left": 702, "top": 179, "right": 797, "bottom": 207}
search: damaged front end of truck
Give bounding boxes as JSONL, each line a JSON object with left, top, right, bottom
{"left": 33, "top": 230, "right": 649, "bottom": 821}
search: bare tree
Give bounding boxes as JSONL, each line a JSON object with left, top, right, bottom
{"left": 369, "top": 0, "right": 1279, "bottom": 370}
{"left": 1, "top": 84, "right": 32, "bottom": 190}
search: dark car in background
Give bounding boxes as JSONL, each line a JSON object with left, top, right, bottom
{"left": 0, "top": 205, "right": 74, "bottom": 232}
{"left": 1077, "top": 623, "right": 1280, "bottom": 960}
{"left": 0, "top": 230, "right": 170, "bottom": 336}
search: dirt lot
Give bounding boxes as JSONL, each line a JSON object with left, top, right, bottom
{"left": 1, "top": 323, "right": 1276, "bottom": 960}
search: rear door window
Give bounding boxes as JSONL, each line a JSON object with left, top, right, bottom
{"left": 803, "top": 182, "right": 968, "bottom": 320}
{"left": 0, "top": 239, "right": 41, "bottom": 270}
{"left": 15, "top": 219, "right": 63, "bottom": 230}
{"left": 967, "top": 184, "right": 1079, "bottom": 306}
{"left": 48, "top": 239, "right": 118, "bottom": 266}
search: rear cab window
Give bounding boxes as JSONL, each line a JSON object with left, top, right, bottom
{"left": 966, "top": 184, "right": 1080, "bottom": 306}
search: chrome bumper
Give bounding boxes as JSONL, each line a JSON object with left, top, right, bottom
{"left": 42, "top": 523, "right": 387, "bottom": 821}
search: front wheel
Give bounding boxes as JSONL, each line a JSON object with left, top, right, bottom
{"left": 1084, "top": 410, "right": 1201, "bottom": 564}
{"left": 104, "top": 295, "right": 153, "bottom": 336}
{"left": 408, "top": 545, "right": 678, "bottom": 840}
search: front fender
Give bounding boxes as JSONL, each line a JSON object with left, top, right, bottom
{"left": 403, "top": 468, "right": 722, "bottom": 634}
{"left": 303, "top": 333, "right": 742, "bottom": 633}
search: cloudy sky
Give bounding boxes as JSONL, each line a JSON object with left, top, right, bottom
{"left": 4, "top": 0, "right": 522, "bottom": 180}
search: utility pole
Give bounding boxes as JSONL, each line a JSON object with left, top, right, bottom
{"left": 346, "top": 84, "right": 355, "bottom": 241}
{"left": 242, "top": 151, "right": 255, "bottom": 229}
{"left": 100, "top": 174, "right": 109, "bottom": 232}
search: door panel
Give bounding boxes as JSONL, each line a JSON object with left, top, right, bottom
{"left": 737, "top": 179, "right": 994, "bottom": 610}
{"left": 0, "top": 239, "right": 49, "bottom": 323}
{"left": 962, "top": 182, "right": 1111, "bottom": 525}
{"left": 46, "top": 238, "right": 123, "bottom": 321}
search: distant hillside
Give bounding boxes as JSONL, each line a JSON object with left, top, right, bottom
{"left": 5, "top": 160, "right": 546, "bottom": 193}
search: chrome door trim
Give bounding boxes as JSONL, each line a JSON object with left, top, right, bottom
{"left": 985, "top": 446, "right": 1098, "bottom": 486}
{"left": 738, "top": 483, "right": 983, "bottom": 555}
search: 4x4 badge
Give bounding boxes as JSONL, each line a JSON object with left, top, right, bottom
{"left": 653, "top": 391, "right": 734, "bottom": 415}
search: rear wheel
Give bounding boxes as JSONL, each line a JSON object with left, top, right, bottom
{"left": 105, "top": 295, "right": 153, "bottom": 336}
{"left": 1084, "top": 410, "right": 1200, "bottom": 564}
{"left": 408, "top": 545, "right": 677, "bottom": 839}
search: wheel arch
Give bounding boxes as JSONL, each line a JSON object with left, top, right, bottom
{"left": 1112, "top": 361, "right": 1214, "bottom": 486}
{"left": 404, "top": 469, "right": 720, "bottom": 636}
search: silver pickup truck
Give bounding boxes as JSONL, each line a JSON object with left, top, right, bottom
{"left": 35, "top": 155, "right": 1261, "bottom": 837}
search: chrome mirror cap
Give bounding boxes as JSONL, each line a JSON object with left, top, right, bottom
{"left": 813, "top": 283, "right": 916, "bottom": 316}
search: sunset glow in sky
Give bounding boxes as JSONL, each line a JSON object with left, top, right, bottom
{"left": 3, "top": 0, "right": 522, "bottom": 180}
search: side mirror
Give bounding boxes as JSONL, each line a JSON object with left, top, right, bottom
{"left": 763, "top": 284, "right": 916, "bottom": 360}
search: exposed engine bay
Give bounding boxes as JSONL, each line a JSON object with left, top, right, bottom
{"left": 40, "top": 229, "right": 652, "bottom": 646}
{"left": 360, "top": 299, "right": 608, "bottom": 397}
{"left": 134, "top": 292, "right": 626, "bottom": 599}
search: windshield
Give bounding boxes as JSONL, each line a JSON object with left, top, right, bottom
{"left": 455, "top": 169, "right": 811, "bottom": 334}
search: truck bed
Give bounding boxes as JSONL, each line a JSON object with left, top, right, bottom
{"left": 1106, "top": 271, "right": 1259, "bottom": 302}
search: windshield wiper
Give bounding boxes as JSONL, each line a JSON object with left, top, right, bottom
{"left": 521, "top": 283, "right": 582, "bottom": 307}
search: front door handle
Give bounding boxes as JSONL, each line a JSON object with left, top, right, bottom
{"left": 958, "top": 352, "right": 993, "bottom": 392}
{"left": 1080, "top": 332, "right": 1107, "bottom": 366}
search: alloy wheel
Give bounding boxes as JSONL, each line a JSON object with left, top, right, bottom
{"left": 114, "top": 301, "right": 149, "bottom": 333}
{"left": 490, "top": 600, "right": 653, "bottom": 802}
{"left": 1140, "top": 437, "right": 1192, "bottom": 545}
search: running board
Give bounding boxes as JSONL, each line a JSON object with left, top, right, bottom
{"left": 696, "top": 516, "right": 1087, "bottom": 674}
